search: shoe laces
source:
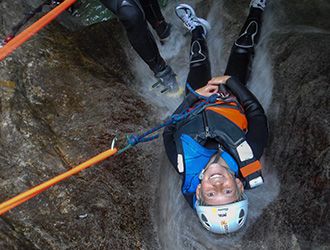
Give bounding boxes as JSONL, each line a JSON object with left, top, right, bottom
{"left": 251, "top": 0, "right": 266, "bottom": 9}
{"left": 182, "top": 13, "right": 198, "bottom": 30}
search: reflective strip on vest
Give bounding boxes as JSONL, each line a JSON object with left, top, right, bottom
{"left": 240, "top": 160, "right": 262, "bottom": 177}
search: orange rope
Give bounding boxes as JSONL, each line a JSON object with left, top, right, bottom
{"left": 0, "top": 148, "right": 117, "bottom": 215}
{"left": 0, "top": 0, "right": 77, "bottom": 61}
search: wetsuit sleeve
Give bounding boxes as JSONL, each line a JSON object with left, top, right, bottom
{"left": 226, "top": 76, "right": 268, "bottom": 159}
{"left": 163, "top": 93, "right": 199, "bottom": 168}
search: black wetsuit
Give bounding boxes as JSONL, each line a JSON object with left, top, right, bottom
{"left": 100, "top": 0, "right": 167, "bottom": 74}
{"left": 163, "top": 8, "right": 268, "bottom": 173}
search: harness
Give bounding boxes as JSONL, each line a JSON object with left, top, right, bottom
{"left": 114, "top": 83, "right": 263, "bottom": 196}
{"left": 175, "top": 84, "right": 264, "bottom": 192}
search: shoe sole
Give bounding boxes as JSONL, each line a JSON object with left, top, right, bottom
{"left": 175, "top": 4, "right": 196, "bottom": 19}
{"left": 250, "top": 0, "right": 266, "bottom": 10}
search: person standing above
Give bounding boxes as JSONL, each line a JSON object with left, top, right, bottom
{"left": 101, "top": 0, "right": 178, "bottom": 93}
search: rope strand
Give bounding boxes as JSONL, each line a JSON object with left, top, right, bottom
{"left": 116, "top": 83, "right": 221, "bottom": 154}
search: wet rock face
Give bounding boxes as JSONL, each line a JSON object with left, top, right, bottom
{"left": 0, "top": 0, "right": 329, "bottom": 249}
{"left": 256, "top": 33, "right": 329, "bottom": 247}
{"left": 242, "top": 2, "right": 330, "bottom": 249}
{"left": 0, "top": 1, "right": 160, "bottom": 249}
{"left": 242, "top": 32, "right": 330, "bottom": 249}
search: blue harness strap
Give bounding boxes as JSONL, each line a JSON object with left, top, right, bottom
{"left": 117, "top": 83, "right": 219, "bottom": 154}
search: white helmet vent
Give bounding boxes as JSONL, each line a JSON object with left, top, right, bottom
{"left": 238, "top": 209, "right": 245, "bottom": 225}
{"left": 195, "top": 194, "right": 248, "bottom": 234}
{"left": 201, "top": 214, "right": 210, "bottom": 229}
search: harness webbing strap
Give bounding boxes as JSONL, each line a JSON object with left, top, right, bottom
{"left": 120, "top": 83, "right": 219, "bottom": 151}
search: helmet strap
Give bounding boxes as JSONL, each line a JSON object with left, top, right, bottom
{"left": 198, "top": 150, "right": 225, "bottom": 180}
{"left": 212, "top": 150, "right": 221, "bottom": 164}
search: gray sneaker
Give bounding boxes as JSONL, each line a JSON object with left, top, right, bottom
{"left": 175, "top": 4, "right": 210, "bottom": 37}
{"left": 153, "top": 65, "right": 179, "bottom": 93}
{"left": 250, "top": 0, "right": 266, "bottom": 11}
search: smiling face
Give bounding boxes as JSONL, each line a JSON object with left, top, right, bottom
{"left": 196, "top": 157, "right": 244, "bottom": 206}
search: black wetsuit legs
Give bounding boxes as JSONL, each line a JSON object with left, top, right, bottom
{"left": 186, "top": 8, "right": 263, "bottom": 93}
{"left": 185, "top": 8, "right": 263, "bottom": 92}
{"left": 139, "top": 0, "right": 165, "bottom": 28}
{"left": 224, "top": 8, "right": 263, "bottom": 85}
{"left": 186, "top": 26, "right": 211, "bottom": 92}
{"left": 101, "top": 0, "right": 166, "bottom": 73}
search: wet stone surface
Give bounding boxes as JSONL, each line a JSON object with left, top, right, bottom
{"left": 0, "top": 1, "right": 161, "bottom": 249}
{"left": 246, "top": 31, "right": 330, "bottom": 248}
{"left": 0, "top": 0, "right": 330, "bottom": 249}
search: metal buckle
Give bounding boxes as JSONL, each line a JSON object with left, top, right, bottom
{"left": 111, "top": 136, "right": 117, "bottom": 150}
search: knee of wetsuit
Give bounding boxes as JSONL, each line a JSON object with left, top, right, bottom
{"left": 232, "top": 44, "right": 252, "bottom": 55}
{"left": 190, "top": 38, "right": 209, "bottom": 67}
{"left": 100, "top": 0, "right": 117, "bottom": 12}
{"left": 235, "top": 20, "right": 259, "bottom": 50}
{"left": 117, "top": 5, "right": 145, "bottom": 31}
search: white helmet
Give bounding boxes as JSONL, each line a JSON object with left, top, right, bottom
{"left": 195, "top": 193, "right": 248, "bottom": 234}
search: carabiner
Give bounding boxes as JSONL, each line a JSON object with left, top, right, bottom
{"left": 111, "top": 137, "right": 117, "bottom": 150}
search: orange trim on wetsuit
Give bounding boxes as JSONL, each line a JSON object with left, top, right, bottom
{"left": 206, "top": 100, "right": 248, "bottom": 131}
{"left": 240, "top": 160, "right": 262, "bottom": 177}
